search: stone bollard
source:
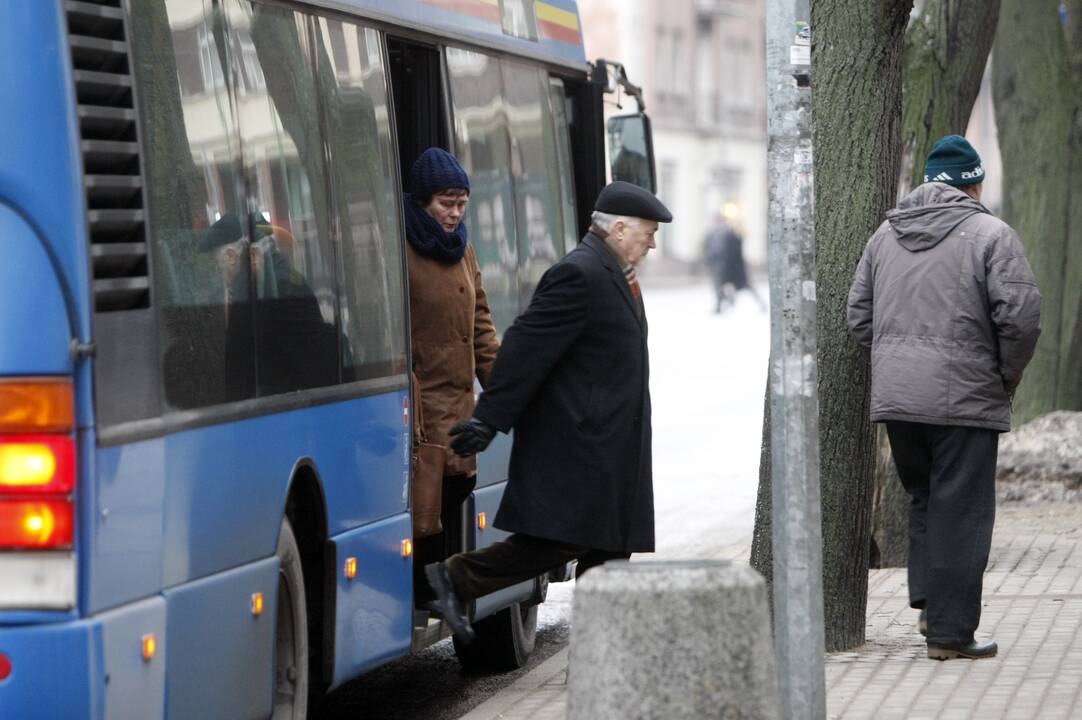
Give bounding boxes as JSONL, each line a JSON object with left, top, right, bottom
{"left": 568, "top": 560, "right": 779, "bottom": 720}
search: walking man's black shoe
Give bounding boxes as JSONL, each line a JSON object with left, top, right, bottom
{"left": 927, "top": 639, "right": 997, "bottom": 660}
{"left": 918, "top": 608, "right": 927, "bottom": 637}
{"left": 425, "top": 561, "right": 475, "bottom": 643}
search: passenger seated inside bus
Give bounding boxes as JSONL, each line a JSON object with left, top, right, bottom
{"left": 402, "top": 148, "right": 500, "bottom": 605}
{"left": 163, "top": 212, "right": 337, "bottom": 407}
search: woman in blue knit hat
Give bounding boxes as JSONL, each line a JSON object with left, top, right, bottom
{"left": 404, "top": 147, "right": 499, "bottom": 599}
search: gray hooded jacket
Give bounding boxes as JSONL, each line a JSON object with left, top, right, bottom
{"left": 847, "top": 183, "right": 1042, "bottom": 431}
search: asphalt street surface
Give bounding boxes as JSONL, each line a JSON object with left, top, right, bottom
{"left": 321, "top": 613, "right": 569, "bottom": 719}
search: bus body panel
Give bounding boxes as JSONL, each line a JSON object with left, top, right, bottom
{"left": 470, "top": 481, "right": 534, "bottom": 621}
{"left": 311, "top": 0, "right": 586, "bottom": 70}
{"left": 0, "top": 206, "right": 74, "bottom": 376}
{"left": 98, "top": 596, "right": 168, "bottom": 720}
{"left": 163, "top": 558, "right": 277, "bottom": 720}
{"left": 0, "top": 0, "right": 92, "bottom": 357}
{"left": 87, "top": 433, "right": 167, "bottom": 615}
{"left": 87, "top": 390, "right": 409, "bottom": 614}
{"left": 0, "top": 595, "right": 167, "bottom": 720}
{"left": 328, "top": 513, "right": 414, "bottom": 688}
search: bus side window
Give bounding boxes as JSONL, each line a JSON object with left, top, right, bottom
{"left": 229, "top": 1, "right": 340, "bottom": 396}
{"left": 547, "top": 78, "right": 578, "bottom": 256}
{"left": 501, "top": 61, "right": 564, "bottom": 308}
{"left": 132, "top": 0, "right": 255, "bottom": 410}
{"left": 312, "top": 20, "right": 407, "bottom": 381}
{"left": 445, "top": 48, "right": 519, "bottom": 333}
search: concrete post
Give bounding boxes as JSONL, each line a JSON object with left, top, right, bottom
{"left": 567, "top": 561, "right": 779, "bottom": 720}
{"left": 766, "top": 0, "right": 826, "bottom": 718}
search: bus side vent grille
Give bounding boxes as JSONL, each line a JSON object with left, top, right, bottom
{"left": 66, "top": 0, "right": 150, "bottom": 312}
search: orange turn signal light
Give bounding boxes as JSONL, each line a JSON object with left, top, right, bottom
{"left": 401, "top": 539, "right": 413, "bottom": 558}
{"left": 477, "top": 512, "right": 487, "bottom": 530}
{"left": 141, "top": 633, "right": 157, "bottom": 662}
{"left": 344, "top": 557, "right": 357, "bottom": 580}
{"left": 0, "top": 379, "right": 74, "bottom": 433}
{"left": 251, "top": 592, "right": 264, "bottom": 616}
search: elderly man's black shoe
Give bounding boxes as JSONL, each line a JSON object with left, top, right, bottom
{"left": 927, "top": 639, "right": 997, "bottom": 660}
{"left": 425, "top": 561, "right": 475, "bottom": 643}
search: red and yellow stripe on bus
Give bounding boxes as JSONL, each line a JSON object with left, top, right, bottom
{"left": 536, "top": 1, "right": 582, "bottom": 46}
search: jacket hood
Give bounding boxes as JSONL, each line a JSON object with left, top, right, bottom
{"left": 886, "top": 182, "right": 989, "bottom": 252}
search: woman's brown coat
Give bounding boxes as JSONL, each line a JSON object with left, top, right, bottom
{"left": 407, "top": 242, "right": 499, "bottom": 476}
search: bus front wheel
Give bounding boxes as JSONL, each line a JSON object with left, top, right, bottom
{"left": 274, "top": 518, "right": 309, "bottom": 719}
{"left": 453, "top": 601, "right": 538, "bottom": 672}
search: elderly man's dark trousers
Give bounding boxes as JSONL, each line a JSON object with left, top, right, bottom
{"left": 886, "top": 421, "right": 998, "bottom": 646}
{"left": 445, "top": 534, "right": 629, "bottom": 601}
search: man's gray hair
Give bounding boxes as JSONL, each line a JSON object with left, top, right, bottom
{"left": 591, "top": 211, "right": 637, "bottom": 232}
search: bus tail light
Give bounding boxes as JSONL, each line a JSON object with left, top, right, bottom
{"left": 0, "top": 379, "right": 74, "bottom": 433}
{"left": 0, "top": 379, "right": 76, "bottom": 551}
{"left": 0, "top": 435, "right": 75, "bottom": 493}
{"left": 0, "top": 499, "right": 74, "bottom": 548}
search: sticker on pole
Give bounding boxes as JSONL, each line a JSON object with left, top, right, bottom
{"left": 794, "top": 21, "right": 811, "bottom": 46}
{"left": 791, "top": 21, "right": 810, "bottom": 66}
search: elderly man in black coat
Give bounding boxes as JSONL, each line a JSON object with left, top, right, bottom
{"left": 425, "top": 181, "right": 672, "bottom": 641}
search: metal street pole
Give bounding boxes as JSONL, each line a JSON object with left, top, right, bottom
{"left": 765, "top": 0, "right": 825, "bottom": 718}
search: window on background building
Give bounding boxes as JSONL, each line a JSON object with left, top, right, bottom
{"left": 671, "top": 29, "right": 686, "bottom": 102}
{"left": 655, "top": 27, "right": 671, "bottom": 102}
{"left": 695, "top": 16, "right": 717, "bottom": 126}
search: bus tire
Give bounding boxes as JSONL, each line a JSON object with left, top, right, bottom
{"left": 453, "top": 601, "right": 538, "bottom": 672}
{"left": 274, "top": 518, "right": 309, "bottom": 719}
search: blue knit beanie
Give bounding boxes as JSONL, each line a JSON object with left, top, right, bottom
{"left": 408, "top": 148, "right": 470, "bottom": 201}
{"left": 923, "top": 135, "right": 985, "bottom": 187}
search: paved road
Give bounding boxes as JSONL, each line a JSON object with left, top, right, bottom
{"left": 322, "top": 583, "right": 574, "bottom": 719}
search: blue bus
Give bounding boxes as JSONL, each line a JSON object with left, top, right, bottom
{"left": 0, "top": 0, "right": 656, "bottom": 717}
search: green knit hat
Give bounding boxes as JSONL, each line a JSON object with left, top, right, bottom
{"left": 923, "top": 135, "right": 985, "bottom": 187}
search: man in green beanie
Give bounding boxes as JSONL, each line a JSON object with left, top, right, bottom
{"left": 847, "top": 135, "right": 1042, "bottom": 660}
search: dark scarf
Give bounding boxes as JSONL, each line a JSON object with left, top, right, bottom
{"left": 404, "top": 193, "right": 468, "bottom": 263}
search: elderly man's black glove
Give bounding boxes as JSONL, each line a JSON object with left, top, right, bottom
{"left": 449, "top": 417, "right": 497, "bottom": 457}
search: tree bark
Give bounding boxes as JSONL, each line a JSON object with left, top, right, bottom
{"left": 993, "top": 0, "right": 1082, "bottom": 422}
{"left": 750, "top": 374, "right": 773, "bottom": 607}
{"left": 810, "top": 0, "right": 912, "bottom": 651}
{"left": 869, "top": 425, "right": 908, "bottom": 568}
{"left": 898, "top": 0, "right": 1001, "bottom": 195}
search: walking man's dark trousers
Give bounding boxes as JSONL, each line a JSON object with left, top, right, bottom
{"left": 886, "top": 422, "right": 998, "bottom": 646}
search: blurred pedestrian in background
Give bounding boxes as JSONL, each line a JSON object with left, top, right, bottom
{"left": 847, "top": 135, "right": 1042, "bottom": 661}
{"left": 703, "top": 203, "right": 765, "bottom": 313}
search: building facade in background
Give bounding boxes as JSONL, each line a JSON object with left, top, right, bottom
{"left": 580, "top": 0, "right": 767, "bottom": 268}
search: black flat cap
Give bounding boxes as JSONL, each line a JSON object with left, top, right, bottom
{"left": 197, "top": 213, "right": 244, "bottom": 253}
{"left": 593, "top": 181, "right": 673, "bottom": 223}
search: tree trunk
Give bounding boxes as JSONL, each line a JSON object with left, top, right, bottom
{"left": 869, "top": 425, "right": 908, "bottom": 568}
{"left": 811, "top": 0, "right": 912, "bottom": 651}
{"left": 871, "top": 0, "right": 1001, "bottom": 567}
{"left": 993, "top": 0, "right": 1082, "bottom": 422}
{"left": 750, "top": 375, "right": 773, "bottom": 607}
{"left": 898, "top": 0, "right": 1001, "bottom": 195}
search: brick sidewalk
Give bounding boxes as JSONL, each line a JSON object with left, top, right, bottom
{"left": 460, "top": 503, "right": 1082, "bottom": 719}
